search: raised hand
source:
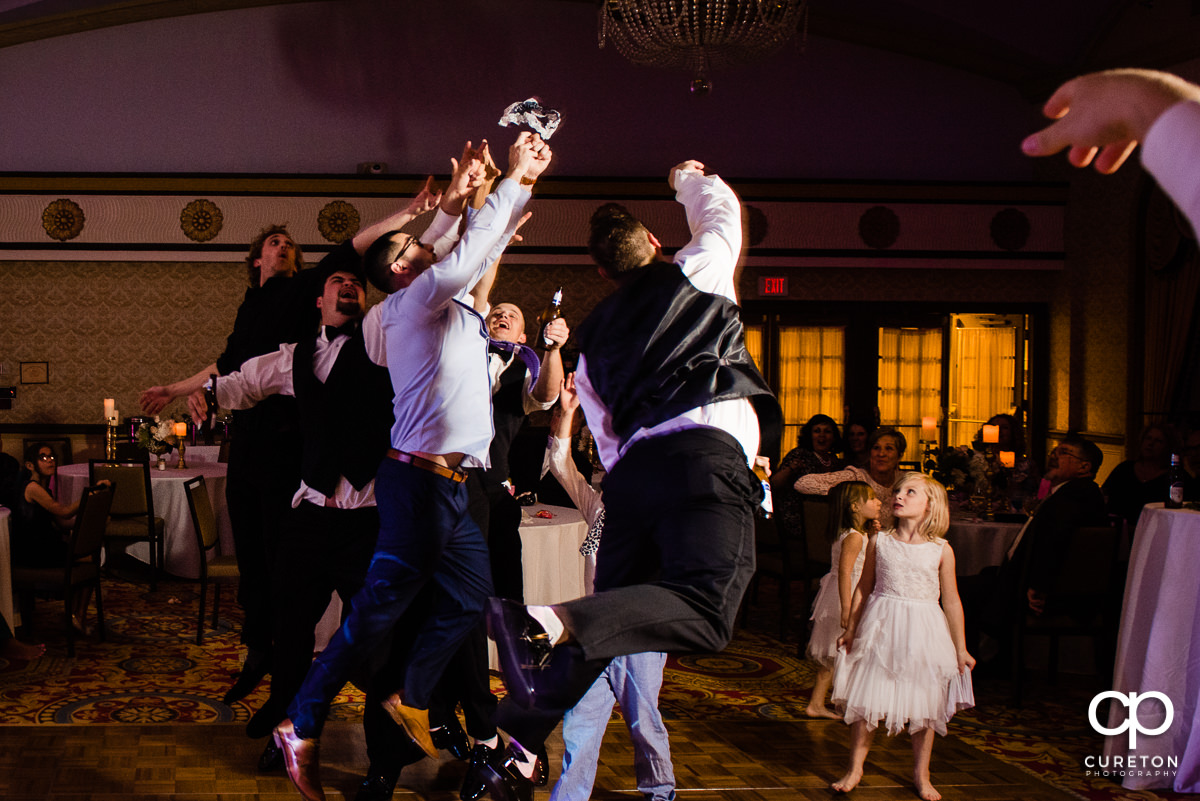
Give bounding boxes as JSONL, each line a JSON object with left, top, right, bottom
{"left": 560, "top": 372, "right": 580, "bottom": 413}
{"left": 404, "top": 175, "right": 442, "bottom": 218}
{"left": 668, "top": 159, "right": 705, "bottom": 189}
{"left": 542, "top": 316, "right": 569, "bottom": 351}
{"left": 1022, "top": 69, "right": 1200, "bottom": 173}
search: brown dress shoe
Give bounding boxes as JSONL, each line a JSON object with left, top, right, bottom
{"left": 273, "top": 719, "right": 326, "bottom": 801}
{"left": 381, "top": 693, "right": 439, "bottom": 759}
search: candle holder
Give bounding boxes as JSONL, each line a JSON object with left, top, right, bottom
{"left": 982, "top": 444, "right": 999, "bottom": 520}
{"left": 105, "top": 419, "right": 119, "bottom": 459}
{"left": 920, "top": 438, "right": 938, "bottom": 475}
{"left": 176, "top": 438, "right": 188, "bottom": 469}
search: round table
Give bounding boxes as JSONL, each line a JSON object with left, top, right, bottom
{"left": 56, "top": 462, "right": 233, "bottom": 579}
{"left": 945, "top": 515, "right": 1025, "bottom": 576}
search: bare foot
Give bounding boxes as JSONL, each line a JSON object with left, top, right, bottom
{"left": 914, "top": 777, "right": 941, "bottom": 801}
{"left": 832, "top": 768, "right": 862, "bottom": 793}
{"left": 806, "top": 704, "right": 843, "bottom": 720}
{"left": 1, "top": 639, "right": 46, "bottom": 661}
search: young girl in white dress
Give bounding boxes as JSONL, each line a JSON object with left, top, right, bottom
{"left": 831, "top": 472, "right": 975, "bottom": 801}
{"left": 806, "top": 481, "right": 881, "bottom": 719}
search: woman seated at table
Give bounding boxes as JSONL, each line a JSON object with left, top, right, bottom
{"left": 971, "top": 413, "right": 1041, "bottom": 512}
{"left": 1104, "top": 423, "right": 1178, "bottom": 533}
{"left": 13, "top": 441, "right": 96, "bottom": 634}
{"left": 795, "top": 428, "right": 908, "bottom": 529}
{"left": 772, "top": 414, "right": 846, "bottom": 542}
{"left": 843, "top": 418, "right": 875, "bottom": 470}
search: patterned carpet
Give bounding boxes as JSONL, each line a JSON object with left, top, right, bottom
{"left": 0, "top": 577, "right": 1189, "bottom": 801}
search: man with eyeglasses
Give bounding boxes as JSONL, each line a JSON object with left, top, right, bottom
{"left": 972, "top": 434, "right": 1109, "bottom": 673}
{"left": 272, "top": 133, "right": 552, "bottom": 801}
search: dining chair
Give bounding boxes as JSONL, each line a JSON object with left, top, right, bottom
{"left": 1011, "top": 521, "right": 1123, "bottom": 706}
{"left": 89, "top": 458, "right": 164, "bottom": 591}
{"left": 184, "top": 476, "right": 239, "bottom": 645}
{"left": 12, "top": 483, "right": 114, "bottom": 656}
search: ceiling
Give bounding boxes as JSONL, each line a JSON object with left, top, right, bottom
{"left": 2, "top": 0, "right": 1199, "bottom": 99}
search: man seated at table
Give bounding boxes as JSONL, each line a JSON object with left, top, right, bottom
{"left": 970, "top": 434, "right": 1109, "bottom": 672}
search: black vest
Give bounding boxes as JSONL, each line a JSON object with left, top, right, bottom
{"left": 575, "top": 261, "right": 782, "bottom": 461}
{"left": 482, "top": 354, "right": 529, "bottom": 488}
{"left": 293, "top": 327, "right": 395, "bottom": 497}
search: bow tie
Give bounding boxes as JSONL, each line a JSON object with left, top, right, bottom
{"left": 489, "top": 339, "right": 541, "bottom": 385}
{"left": 324, "top": 322, "right": 357, "bottom": 340}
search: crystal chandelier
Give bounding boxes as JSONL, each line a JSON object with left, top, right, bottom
{"left": 599, "top": 0, "right": 809, "bottom": 94}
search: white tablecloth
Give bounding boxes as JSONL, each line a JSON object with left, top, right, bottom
{"left": 945, "top": 517, "right": 1024, "bottom": 576}
{"left": 183, "top": 445, "right": 222, "bottom": 464}
{"left": 56, "top": 462, "right": 234, "bottom": 579}
{"left": 0, "top": 507, "right": 13, "bottom": 631}
{"left": 314, "top": 502, "right": 588, "bottom": 651}
{"left": 1103, "top": 504, "right": 1200, "bottom": 792}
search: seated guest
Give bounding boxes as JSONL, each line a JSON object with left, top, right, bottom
{"left": 1184, "top": 428, "right": 1200, "bottom": 500}
{"left": 969, "top": 435, "right": 1109, "bottom": 667}
{"left": 971, "top": 413, "right": 1041, "bottom": 512}
{"left": 795, "top": 427, "right": 908, "bottom": 529}
{"left": 772, "top": 414, "right": 845, "bottom": 543}
{"left": 14, "top": 442, "right": 97, "bottom": 634}
{"left": 1103, "top": 423, "right": 1176, "bottom": 532}
{"left": 843, "top": 418, "right": 875, "bottom": 470}
{"left": 0, "top": 611, "right": 44, "bottom": 661}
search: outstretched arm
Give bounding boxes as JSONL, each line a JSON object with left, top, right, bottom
{"left": 140, "top": 362, "right": 219, "bottom": 415}
{"left": 350, "top": 176, "right": 442, "bottom": 255}
{"left": 1022, "top": 68, "right": 1200, "bottom": 173}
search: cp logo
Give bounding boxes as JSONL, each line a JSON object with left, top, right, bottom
{"left": 1089, "top": 691, "right": 1174, "bottom": 748}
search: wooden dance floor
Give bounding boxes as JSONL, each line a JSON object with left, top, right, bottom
{"left": 0, "top": 718, "right": 1074, "bottom": 800}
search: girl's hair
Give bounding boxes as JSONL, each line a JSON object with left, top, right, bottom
{"left": 828, "top": 480, "right": 875, "bottom": 539}
{"left": 891, "top": 472, "right": 950, "bottom": 541}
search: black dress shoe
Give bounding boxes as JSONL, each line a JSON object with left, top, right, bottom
{"left": 246, "top": 699, "right": 287, "bottom": 740}
{"left": 224, "top": 652, "right": 271, "bottom": 705}
{"left": 354, "top": 773, "right": 397, "bottom": 801}
{"left": 257, "top": 739, "right": 284, "bottom": 772}
{"left": 478, "top": 750, "right": 534, "bottom": 801}
{"left": 431, "top": 718, "right": 472, "bottom": 760}
{"left": 486, "top": 597, "right": 553, "bottom": 709}
{"left": 460, "top": 742, "right": 504, "bottom": 801}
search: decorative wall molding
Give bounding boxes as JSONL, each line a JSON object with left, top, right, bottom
{"left": 0, "top": 174, "right": 1066, "bottom": 269}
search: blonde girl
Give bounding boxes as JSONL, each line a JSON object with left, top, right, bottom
{"left": 831, "top": 473, "right": 974, "bottom": 801}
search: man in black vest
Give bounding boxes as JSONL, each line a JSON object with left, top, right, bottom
{"left": 482, "top": 160, "right": 781, "bottom": 801}
{"left": 141, "top": 226, "right": 318, "bottom": 704}
{"left": 187, "top": 187, "right": 446, "bottom": 801}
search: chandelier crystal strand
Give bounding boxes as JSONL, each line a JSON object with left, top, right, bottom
{"left": 600, "top": 0, "right": 808, "bottom": 91}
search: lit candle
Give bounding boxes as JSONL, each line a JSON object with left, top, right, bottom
{"left": 921, "top": 417, "right": 936, "bottom": 439}
{"left": 999, "top": 451, "right": 1015, "bottom": 468}
{"left": 983, "top": 424, "right": 1000, "bottom": 444}
{"left": 174, "top": 422, "right": 188, "bottom": 438}
{"left": 103, "top": 398, "right": 115, "bottom": 420}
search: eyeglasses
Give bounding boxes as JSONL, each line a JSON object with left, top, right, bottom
{"left": 395, "top": 235, "right": 430, "bottom": 263}
{"left": 38, "top": 453, "right": 56, "bottom": 461}
{"left": 1052, "top": 447, "right": 1083, "bottom": 462}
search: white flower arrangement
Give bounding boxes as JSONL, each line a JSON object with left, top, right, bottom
{"left": 137, "top": 416, "right": 177, "bottom": 454}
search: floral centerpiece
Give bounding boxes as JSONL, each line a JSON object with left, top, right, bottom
{"left": 136, "top": 417, "right": 177, "bottom": 456}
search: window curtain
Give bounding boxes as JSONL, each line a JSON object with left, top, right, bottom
{"left": 778, "top": 326, "right": 845, "bottom": 445}
{"left": 878, "top": 327, "right": 942, "bottom": 460}
{"left": 948, "top": 327, "right": 1016, "bottom": 447}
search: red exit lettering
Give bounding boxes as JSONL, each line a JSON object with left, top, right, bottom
{"left": 758, "top": 276, "right": 788, "bottom": 296}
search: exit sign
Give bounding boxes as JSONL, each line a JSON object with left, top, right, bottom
{"left": 758, "top": 276, "right": 788, "bottom": 297}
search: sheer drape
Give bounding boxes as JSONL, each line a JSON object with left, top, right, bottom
{"left": 778, "top": 326, "right": 845, "bottom": 444}
{"left": 878, "top": 327, "right": 942, "bottom": 459}
{"left": 949, "top": 327, "right": 1016, "bottom": 447}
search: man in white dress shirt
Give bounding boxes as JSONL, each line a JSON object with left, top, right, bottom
{"left": 484, "top": 160, "right": 781, "bottom": 801}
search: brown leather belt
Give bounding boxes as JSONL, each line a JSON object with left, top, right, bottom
{"left": 386, "top": 449, "right": 467, "bottom": 483}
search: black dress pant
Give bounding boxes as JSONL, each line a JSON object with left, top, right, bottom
{"left": 497, "top": 428, "right": 759, "bottom": 747}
